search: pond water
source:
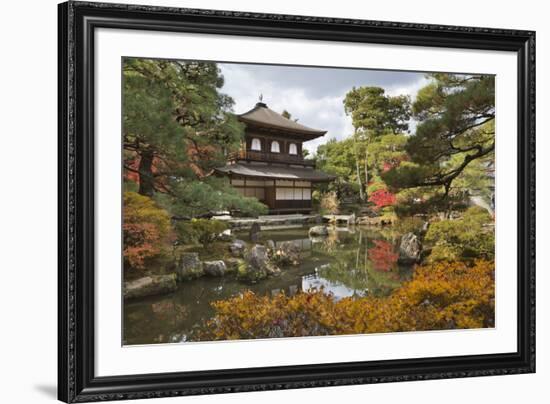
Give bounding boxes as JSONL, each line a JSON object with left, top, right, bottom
{"left": 124, "top": 226, "right": 415, "bottom": 345}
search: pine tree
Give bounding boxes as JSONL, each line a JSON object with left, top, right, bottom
{"left": 123, "top": 58, "right": 266, "bottom": 217}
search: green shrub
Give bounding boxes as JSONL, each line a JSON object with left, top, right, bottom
{"left": 175, "top": 219, "right": 228, "bottom": 246}
{"left": 425, "top": 206, "right": 494, "bottom": 262}
{"left": 394, "top": 216, "right": 425, "bottom": 235}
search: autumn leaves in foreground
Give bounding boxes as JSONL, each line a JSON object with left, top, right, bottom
{"left": 198, "top": 259, "right": 494, "bottom": 340}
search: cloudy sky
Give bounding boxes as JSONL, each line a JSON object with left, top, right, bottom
{"left": 218, "top": 63, "right": 429, "bottom": 154}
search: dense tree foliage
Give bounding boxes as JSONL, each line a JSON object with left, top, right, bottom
{"left": 154, "top": 177, "right": 266, "bottom": 219}
{"left": 344, "top": 87, "right": 411, "bottom": 136}
{"left": 316, "top": 138, "right": 358, "bottom": 180}
{"left": 316, "top": 87, "right": 409, "bottom": 207}
{"left": 123, "top": 58, "right": 266, "bottom": 217}
{"left": 316, "top": 76, "right": 494, "bottom": 217}
{"left": 341, "top": 87, "right": 411, "bottom": 201}
{"left": 124, "top": 59, "right": 239, "bottom": 193}
{"left": 174, "top": 218, "right": 228, "bottom": 246}
{"left": 383, "top": 74, "right": 495, "bottom": 204}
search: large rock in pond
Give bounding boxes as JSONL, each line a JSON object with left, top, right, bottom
{"left": 272, "top": 241, "right": 302, "bottom": 266}
{"left": 249, "top": 222, "right": 262, "bottom": 243}
{"left": 176, "top": 252, "right": 204, "bottom": 281}
{"left": 229, "top": 239, "right": 247, "bottom": 258}
{"left": 238, "top": 244, "right": 271, "bottom": 282}
{"left": 124, "top": 274, "right": 177, "bottom": 300}
{"left": 398, "top": 232, "right": 422, "bottom": 264}
{"left": 309, "top": 225, "right": 329, "bottom": 237}
{"left": 203, "top": 260, "right": 227, "bottom": 277}
{"left": 246, "top": 244, "right": 269, "bottom": 270}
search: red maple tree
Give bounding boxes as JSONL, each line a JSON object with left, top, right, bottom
{"left": 368, "top": 189, "right": 396, "bottom": 209}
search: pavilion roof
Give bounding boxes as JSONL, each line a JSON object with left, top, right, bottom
{"left": 238, "top": 102, "right": 327, "bottom": 140}
{"left": 215, "top": 162, "right": 335, "bottom": 182}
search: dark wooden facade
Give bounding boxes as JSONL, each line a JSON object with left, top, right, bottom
{"left": 229, "top": 177, "right": 313, "bottom": 213}
{"left": 216, "top": 102, "right": 334, "bottom": 213}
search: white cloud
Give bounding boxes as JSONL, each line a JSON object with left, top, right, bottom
{"left": 219, "top": 64, "right": 429, "bottom": 154}
{"left": 385, "top": 75, "right": 430, "bottom": 101}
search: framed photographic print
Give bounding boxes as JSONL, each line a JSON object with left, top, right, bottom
{"left": 58, "top": 1, "right": 535, "bottom": 402}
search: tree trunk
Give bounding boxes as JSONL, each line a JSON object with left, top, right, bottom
{"left": 364, "top": 148, "right": 369, "bottom": 200}
{"left": 353, "top": 132, "right": 364, "bottom": 201}
{"left": 138, "top": 150, "right": 155, "bottom": 197}
{"left": 355, "top": 159, "right": 364, "bottom": 201}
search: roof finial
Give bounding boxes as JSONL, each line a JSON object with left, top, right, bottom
{"left": 256, "top": 94, "right": 267, "bottom": 108}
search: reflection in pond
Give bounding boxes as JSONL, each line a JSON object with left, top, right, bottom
{"left": 124, "top": 226, "right": 414, "bottom": 345}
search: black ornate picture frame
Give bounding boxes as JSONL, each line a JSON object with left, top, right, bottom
{"left": 58, "top": 1, "right": 535, "bottom": 402}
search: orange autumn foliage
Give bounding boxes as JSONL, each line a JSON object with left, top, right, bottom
{"left": 199, "top": 260, "right": 494, "bottom": 341}
{"left": 123, "top": 191, "right": 172, "bottom": 271}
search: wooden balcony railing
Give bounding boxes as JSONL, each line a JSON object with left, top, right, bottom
{"left": 228, "top": 150, "right": 315, "bottom": 166}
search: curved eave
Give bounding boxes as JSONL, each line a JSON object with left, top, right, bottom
{"left": 239, "top": 117, "right": 327, "bottom": 140}
{"left": 214, "top": 164, "right": 336, "bottom": 182}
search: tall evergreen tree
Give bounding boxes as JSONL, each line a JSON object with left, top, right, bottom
{"left": 123, "top": 58, "right": 266, "bottom": 216}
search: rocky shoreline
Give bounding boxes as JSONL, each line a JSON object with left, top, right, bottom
{"left": 124, "top": 218, "right": 428, "bottom": 300}
{"left": 124, "top": 233, "right": 307, "bottom": 300}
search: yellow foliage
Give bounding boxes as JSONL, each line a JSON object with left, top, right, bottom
{"left": 123, "top": 191, "right": 172, "bottom": 271}
{"left": 199, "top": 260, "right": 494, "bottom": 340}
{"left": 320, "top": 191, "right": 340, "bottom": 214}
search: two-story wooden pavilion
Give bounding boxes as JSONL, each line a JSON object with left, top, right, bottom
{"left": 215, "top": 102, "right": 335, "bottom": 213}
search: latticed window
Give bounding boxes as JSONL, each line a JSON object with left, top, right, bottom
{"left": 275, "top": 187, "right": 312, "bottom": 200}
{"left": 271, "top": 141, "right": 280, "bottom": 153}
{"left": 251, "top": 138, "right": 262, "bottom": 151}
{"left": 289, "top": 143, "right": 298, "bottom": 155}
